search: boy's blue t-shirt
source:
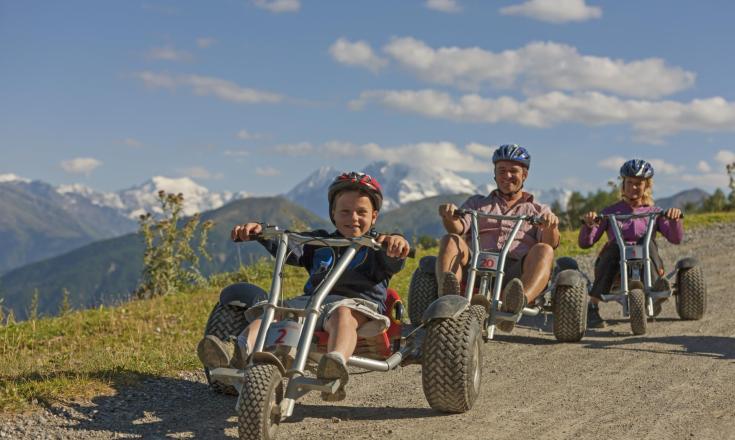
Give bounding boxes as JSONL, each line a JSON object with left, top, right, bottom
{"left": 258, "top": 230, "right": 405, "bottom": 313}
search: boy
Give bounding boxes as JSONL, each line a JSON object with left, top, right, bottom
{"left": 197, "top": 171, "right": 410, "bottom": 400}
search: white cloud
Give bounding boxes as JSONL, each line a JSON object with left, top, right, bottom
{"left": 679, "top": 173, "right": 729, "bottom": 188}
{"left": 146, "top": 45, "right": 193, "bottom": 62}
{"left": 320, "top": 141, "right": 489, "bottom": 173}
{"left": 465, "top": 142, "right": 494, "bottom": 159}
{"left": 196, "top": 37, "right": 217, "bottom": 48}
{"left": 500, "top": 0, "right": 601, "bottom": 24}
{"left": 236, "top": 129, "right": 262, "bottom": 140}
{"left": 382, "top": 37, "right": 694, "bottom": 98}
{"left": 252, "top": 0, "right": 300, "bottom": 13}
{"left": 256, "top": 166, "right": 281, "bottom": 176}
{"left": 60, "top": 157, "right": 102, "bottom": 175}
{"left": 178, "top": 166, "right": 224, "bottom": 180}
{"left": 598, "top": 156, "right": 681, "bottom": 175}
{"left": 697, "top": 161, "right": 712, "bottom": 173}
{"left": 136, "top": 72, "right": 284, "bottom": 104}
{"left": 715, "top": 149, "right": 735, "bottom": 165}
{"left": 425, "top": 0, "right": 462, "bottom": 13}
{"left": 224, "top": 149, "right": 250, "bottom": 157}
{"left": 122, "top": 138, "right": 143, "bottom": 148}
{"left": 598, "top": 156, "right": 626, "bottom": 171}
{"left": 330, "top": 38, "right": 388, "bottom": 73}
{"left": 351, "top": 89, "right": 735, "bottom": 142}
{"left": 0, "top": 173, "right": 31, "bottom": 183}
{"left": 273, "top": 142, "right": 313, "bottom": 156}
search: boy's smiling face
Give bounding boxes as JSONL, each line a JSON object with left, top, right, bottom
{"left": 331, "top": 190, "right": 378, "bottom": 237}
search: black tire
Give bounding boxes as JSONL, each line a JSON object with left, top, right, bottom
{"left": 408, "top": 268, "right": 438, "bottom": 325}
{"left": 421, "top": 309, "right": 482, "bottom": 413}
{"left": 676, "top": 266, "right": 707, "bottom": 320}
{"left": 552, "top": 281, "right": 587, "bottom": 342}
{"left": 203, "top": 302, "right": 249, "bottom": 395}
{"left": 629, "top": 288, "right": 647, "bottom": 335}
{"left": 237, "top": 364, "right": 284, "bottom": 440}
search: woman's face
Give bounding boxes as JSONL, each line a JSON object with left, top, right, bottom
{"left": 623, "top": 176, "right": 648, "bottom": 205}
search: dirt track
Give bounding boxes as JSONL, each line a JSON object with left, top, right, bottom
{"left": 1, "top": 222, "right": 734, "bottom": 440}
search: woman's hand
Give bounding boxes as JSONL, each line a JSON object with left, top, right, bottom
{"left": 231, "top": 222, "right": 262, "bottom": 242}
{"left": 664, "top": 208, "right": 682, "bottom": 220}
{"left": 582, "top": 211, "right": 598, "bottom": 227}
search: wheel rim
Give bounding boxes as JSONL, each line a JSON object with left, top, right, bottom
{"left": 470, "top": 339, "right": 481, "bottom": 395}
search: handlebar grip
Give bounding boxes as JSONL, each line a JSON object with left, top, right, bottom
{"left": 233, "top": 234, "right": 261, "bottom": 242}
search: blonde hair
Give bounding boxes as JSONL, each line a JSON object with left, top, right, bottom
{"left": 620, "top": 177, "right": 655, "bottom": 206}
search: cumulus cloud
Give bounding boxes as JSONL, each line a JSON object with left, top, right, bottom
{"left": 60, "top": 157, "right": 102, "bottom": 175}
{"left": 146, "top": 45, "right": 193, "bottom": 62}
{"left": 381, "top": 37, "right": 694, "bottom": 98}
{"left": 425, "top": 0, "right": 462, "bottom": 13}
{"left": 252, "top": 0, "right": 300, "bottom": 13}
{"left": 697, "top": 161, "right": 712, "bottom": 173}
{"left": 196, "top": 37, "right": 217, "bottom": 48}
{"left": 330, "top": 38, "right": 388, "bottom": 73}
{"left": 178, "top": 166, "right": 224, "bottom": 180}
{"left": 598, "top": 156, "right": 681, "bottom": 175}
{"left": 465, "top": 142, "right": 494, "bottom": 159}
{"left": 679, "top": 172, "right": 729, "bottom": 188}
{"left": 500, "top": 0, "right": 601, "bottom": 23}
{"left": 236, "top": 129, "right": 262, "bottom": 140}
{"left": 597, "top": 156, "right": 626, "bottom": 171}
{"left": 273, "top": 142, "right": 314, "bottom": 156}
{"left": 135, "top": 71, "right": 283, "bottom": 104}
{"left": 351, "top": 89, "right": 735, "bottom": 142}
{"left": 320, "top": 140, "right": 489, "bottom": 173}
{"left": 256, "top": 166, "right": 281, "bottom": 176}
{"left": 122, "top": 138, "right": 143, "bottom": 148}
{"left": 715, "top": 149, "right": 735, "bottom": 165}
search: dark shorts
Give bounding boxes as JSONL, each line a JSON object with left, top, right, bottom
{"left": 589, "top": 240, "right": 664, "bottom": 299}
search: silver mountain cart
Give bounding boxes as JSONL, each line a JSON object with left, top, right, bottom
{"left": 200, "top": 225, "right": 483, "bottom": 440}
{"left": 408, "top": 209, "right": 589, "bottom": 343}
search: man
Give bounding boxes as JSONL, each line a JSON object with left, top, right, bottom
{"left": 436, "top": 144, "right": 560, "bottom": 332}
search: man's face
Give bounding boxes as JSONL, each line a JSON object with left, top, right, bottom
{"left": 494, "top": 161, "right": 528, "bottom": 195}
{"left": 623, "top": 176, "right": 647, "bottom": 202}
{"left": 331, "top": 190, "right": 378, "bottom": 237}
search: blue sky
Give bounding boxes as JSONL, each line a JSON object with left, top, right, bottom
{"left": 2, "top": 0, "right": 735, "bottom": 198}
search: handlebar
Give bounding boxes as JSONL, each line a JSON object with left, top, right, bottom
{"left": 234, "top": 226, "right": 415, "bottom": 258}
{"left": 453, "top": 209, "right": 545, "bottom": 226}
{"left": 589, "top": 211, "right": 684, "bottom": 224}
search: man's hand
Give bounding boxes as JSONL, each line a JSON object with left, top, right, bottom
{"left": 582, "top": 211, "right": 598, "bottom": 228}
{"left": 376, "top": 234, "right": 411, "bottom": 258}
{"left": 539, "top": 212, "right": 559, "bottom": 230}
{"left": 438, "top": 203, "right": 458, "bottom": 220}
{"left": 664, "top": 208, "right": 682, "bottom": 220}
{"left": 231, "top": 222, "right": 262, "bottom": 242}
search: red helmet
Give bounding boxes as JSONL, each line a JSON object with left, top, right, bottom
{"left": 327, "top": 172, "right": 383, "bottom": 223}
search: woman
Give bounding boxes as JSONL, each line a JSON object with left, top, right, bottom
{"left": 578, "top": 159, "right": 683, "bottom": 328}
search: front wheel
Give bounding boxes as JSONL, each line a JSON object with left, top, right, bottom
{"left": 629, "top": 289, "right": 647, "bottom": 335}
{"left": 237, "top": 364, "right": 284, "bottom": 440}
{"left": 676, "top": 266, "right": 707, "bottom": 320}
{"left": 552, "top": 280, "right": 588, "bottom": 342}
{"left": 421, "top": 309, "right": 482, "bottom": 413}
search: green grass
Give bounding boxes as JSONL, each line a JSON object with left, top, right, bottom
{"left": 1, "top": 210, "right": 732, "bottom": 413}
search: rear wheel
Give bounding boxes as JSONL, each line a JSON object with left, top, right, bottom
{"left": 237, "top": 364, "right": 284, "bottom": 440}
{"left": 203, "top": 303, "right": 248, "bottom": 394}
{"left": 421, "top": 309, "right": 482, "bottom": 413}
{"left": 552, "top": 280, "right": 588, "bottom": 342}
{"left": 408, "top": 267, "right": 438, "bottom": 325}
{"left": 629, "top": 289, "right": 647, "bottom": 335}
{"left": 676, "top": 266, "right": 707, "bottom": 320}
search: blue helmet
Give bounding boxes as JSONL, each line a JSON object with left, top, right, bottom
{"left": 492, "top": 144, "right": 531, "bottom": 169}
{"left": 620, "top": 159, "right": 654, "bottom": 179}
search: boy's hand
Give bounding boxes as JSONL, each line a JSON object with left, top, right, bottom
{"left": 376, "top": 234, "right": 410, "bottom": 259}
{"left": 231, "top": 222, "right": 262, "bottom": 242}
{"left": 582, "top": 211, "right": 598, "bottom": 227}
{"left": 664, "top": 208, "right": 682, "bottom": 220}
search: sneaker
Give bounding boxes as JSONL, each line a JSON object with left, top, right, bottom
{"left": 441, "top": 271, "right": 461, "bottom": 296}
{"left": 317, "top": 352, "right": 349, "bottom": 401}
{"left": 231, "top": 335, "right": 251, "bottom": 370}
{"left": 587, "top": 304, "right": 606, "bottom": 329}
{"left": 498, "top": 279, "right": 526, "bottom": 332}
{"left": 197, "top": 335, "right": 234, "bottom": 369}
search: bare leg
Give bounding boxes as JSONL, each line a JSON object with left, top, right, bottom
{"left": 519, "top": 243, "right": 555, "bottom": 303}
{"left": 241, "top": 318, "right": 262, "bottom": 350}
{"left": 435, "top": 233, "right": 471, "bottom": 293}
{"left": 323, "top": 307, "right": 368, "bottom": 360}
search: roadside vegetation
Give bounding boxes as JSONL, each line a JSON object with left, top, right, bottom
{"left": 1, "top": 199, "right": 734, "bottom": 413}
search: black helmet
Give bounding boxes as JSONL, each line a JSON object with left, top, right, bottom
{"left": 620, "top": 159, "right": 654, "bottom": 179}
{"left": 327, "top": 172, "right": 383, "bottom": 224}
{"left": 492, "top": 144, "right": 531, "bottom": 169}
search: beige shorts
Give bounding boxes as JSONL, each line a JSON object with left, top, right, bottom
{"left": 246, "top": 294, "right": 390, "bottom": 338}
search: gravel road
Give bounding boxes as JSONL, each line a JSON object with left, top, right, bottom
{"left": 2, "top": 222, "right": 734, "bottom": 440}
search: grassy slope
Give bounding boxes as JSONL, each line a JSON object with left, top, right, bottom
{"left": 2, "top": 211, "right": 733, "bottom": 413}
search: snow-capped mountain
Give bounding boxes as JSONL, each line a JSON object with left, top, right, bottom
{"left": 57, "top": 176, "right": 249, "bottom": 219}
{"left": 285, "top": 161, "right": 573, "bottom": 218}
